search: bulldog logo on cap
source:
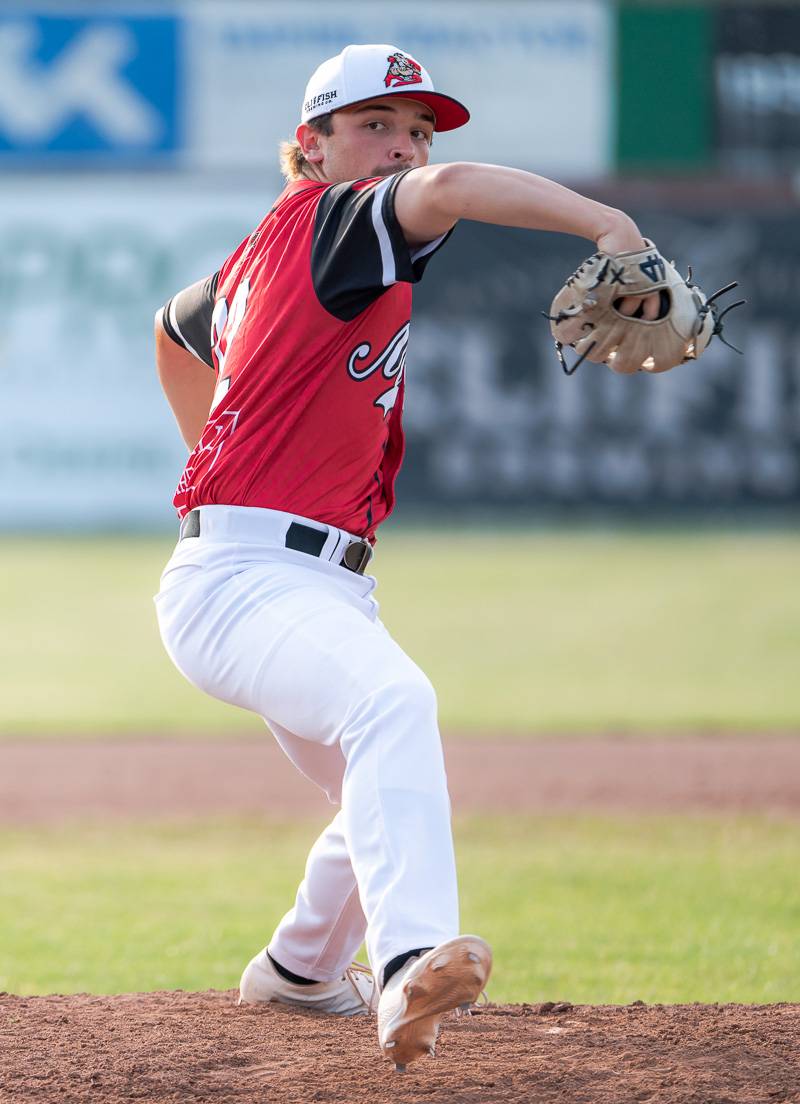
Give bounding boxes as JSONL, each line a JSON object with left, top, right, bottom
{"left": 384, "top": 51, "right": 423, "bottom": 88}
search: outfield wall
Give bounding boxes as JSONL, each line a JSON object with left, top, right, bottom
{"left": 1, "top": 2, "right": 798, "bottom": 528}
{"left": 0, "top": 2, "right": 613, "bottom": 179}
{"left": 0, "top": 177, "right": 797, "bottom": 528}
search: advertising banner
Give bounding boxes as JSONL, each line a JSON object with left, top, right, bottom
{"left": 0, "top": 177, "right": 263, "bottom": 527}
{"left": 402, "top": 210, "right": 798, "bottom": 511}
{"left": 185, "top": 0, "right": 613, "bottom": 178}
{"left": 0, "top": 10, "right": 180, "bottom": 164}
{"left": 0, "top": 179, "right": 795, "bottom": 529}
{"left": 714, "top": 3, "right": 800, "bottom": 174}
{"left": 0, "top": 1, "right": 613, "bottom": 178}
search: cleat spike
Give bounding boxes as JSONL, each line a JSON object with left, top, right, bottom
{"left": 395, "top": 1063, "right": 406, "bottom": 1074}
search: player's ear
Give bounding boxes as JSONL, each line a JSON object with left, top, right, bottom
{"left": 296, "top": 123, "right": 324, "bottom": 164}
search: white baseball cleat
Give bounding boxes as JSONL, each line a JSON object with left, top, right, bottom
{"left": 238, "top": 949, "right": 376, "bottom": 1016}
{"left": 377, "top": 935, "right": 492, "bottom": 1071}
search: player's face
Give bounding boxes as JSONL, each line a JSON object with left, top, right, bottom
{"left": 304, "top": 97, "right": 435, "bottom": 182}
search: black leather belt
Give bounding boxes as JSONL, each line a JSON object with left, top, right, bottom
{"left": 179, "top": 510, "right": 374, "bottom": 575}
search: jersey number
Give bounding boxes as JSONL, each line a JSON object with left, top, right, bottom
{"left": 210, "top": 278, "right": 250, "bottom": 411}
{"left": 639, "top": 254, "right": 666, "bottom": 283}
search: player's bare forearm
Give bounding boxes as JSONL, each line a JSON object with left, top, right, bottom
{"left": 395, "top": 162, "right": 657, "bottom": 318}
{"left": 154, "top": 310, "right": 216, "bottom": 450}
{"left": 394, "top": 162, "right": 644, "bottom": 254}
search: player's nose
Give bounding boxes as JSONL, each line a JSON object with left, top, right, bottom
{"left": 388, "top": 139, "right": 414, "bottom": 162}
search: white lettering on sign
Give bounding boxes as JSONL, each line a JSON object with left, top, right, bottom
{"left": 0, "top": 21, "right": 161, "bottom": 144}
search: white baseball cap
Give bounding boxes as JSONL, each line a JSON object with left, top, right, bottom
{"left": 301, "top": 43, "right": 470, "bottom": 133}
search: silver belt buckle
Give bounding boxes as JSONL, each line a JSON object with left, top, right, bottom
{"left": 342, "top": 539, "right": 373, "bottom": 574}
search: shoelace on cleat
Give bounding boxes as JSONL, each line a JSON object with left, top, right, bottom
{"left": 344, "top": 960, "right": 378, "bottom": 1013}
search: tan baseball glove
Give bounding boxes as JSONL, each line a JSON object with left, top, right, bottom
{"left": 545, "top": 241, "right": 744, "bottom": 375}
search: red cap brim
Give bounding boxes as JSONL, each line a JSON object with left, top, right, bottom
{"left": 345, "top": 90, "right": 470, "bottom": 133}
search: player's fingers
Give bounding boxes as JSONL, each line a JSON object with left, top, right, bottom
{"left": 641, "top": 292, "right": 661, "bottom": 320}
{"left": 617, "top": 295, "right": 642, "bottom": 317}
{"left": 617, "top": 293, "right": 661, "bottom": 319}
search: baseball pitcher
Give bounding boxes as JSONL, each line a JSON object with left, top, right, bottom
{"left": 154, "top": 43, "right": 723, "bottom": 1071}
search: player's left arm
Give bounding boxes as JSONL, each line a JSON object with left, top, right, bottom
{"left": 154, "top": 273, "right": 219, "bottom": 450}
{"left": 154, "top": 310, "right": 216, "bottom": 450}
{"left": 393, "top": 162, "right": 658, "bottom": 318}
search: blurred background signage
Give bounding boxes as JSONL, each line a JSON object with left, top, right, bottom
{"left": 714, "top": 3, "right": 800, "bottom": 176}
{"left": 0, "top": 1, "right": 797, "bottom": 528}
{"left": 0, "top": 11, "right": 180, "bottom": 161}
{"left": 183, "top": 0, "right": 612, "bottom": 178}
{"left": 0, "top": 2, "right": 612, "bottom": 175}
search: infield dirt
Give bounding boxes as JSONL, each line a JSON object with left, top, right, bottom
{"left": 2, "top": 990, "right": 798, "bottom": 1103}
{"left": 3, "top": 737, "right": 799, "bottom": 1102}
{"left": 2, "top": 736, "right": 800, "bottom": 823}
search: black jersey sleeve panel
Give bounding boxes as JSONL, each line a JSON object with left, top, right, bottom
{"left": 311, "top": 182, "right": 384, "bottom": 322}
{"left": 310, "top": 170, "right": 452, "bottom": 322}
{"left": 382, "top": 169, "right": 454, "bottom": 283}
{"left": 161, "top": 272, "right": 220, "bottom": 369}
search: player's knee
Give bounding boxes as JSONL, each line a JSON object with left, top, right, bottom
{"left": 383, "top": 668, "right": 438, "bottom": 724}
{"left": 348, "top": 669, "right": 439, "bottom": 750}
{"left": 338, "top": 668, "right": 447, "bottom": 791}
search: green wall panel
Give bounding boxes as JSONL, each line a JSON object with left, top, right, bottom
{"left": 616, "top": 3, "right": 713, "bottom": 170}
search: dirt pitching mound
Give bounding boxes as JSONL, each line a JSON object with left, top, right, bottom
{"left": 3, "top": 991, "right": 798, "bottom": 1104}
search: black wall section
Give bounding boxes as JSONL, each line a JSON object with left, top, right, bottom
{"left": 398, "top": 210, "right": 798, "bottom": 514}
{"left": 715, "top": 3, "right": 800, "bottom": 177}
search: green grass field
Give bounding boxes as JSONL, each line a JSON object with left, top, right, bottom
{"left": 2, "top": 815, "right": 797, "bottom": 1003}
{"left": 4, "top": 531, "right": 795, "bottom": 1008}
{"left": 1, "top": 529, "right": 798, "bottom": 735}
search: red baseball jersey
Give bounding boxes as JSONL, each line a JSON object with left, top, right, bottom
{"left": 161, "top": 169, "right": 449, "bottom": 540}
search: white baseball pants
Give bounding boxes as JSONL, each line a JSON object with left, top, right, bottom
{"left": 154, "top": 504, "right": 459, "bottom": 983}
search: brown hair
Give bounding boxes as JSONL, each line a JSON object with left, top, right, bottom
{"left": 279, "top": 113, "right": 334, "bottom": 182}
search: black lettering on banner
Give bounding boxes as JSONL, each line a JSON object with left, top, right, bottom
{"left": 639, "top": 253, "right": 667, "bottom": 283}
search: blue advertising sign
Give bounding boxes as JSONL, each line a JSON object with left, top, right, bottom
{"left": 0, "top": 12, "right": 180, "bottom": 161}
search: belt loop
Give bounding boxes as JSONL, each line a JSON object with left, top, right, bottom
{"left": 320, "top": 525, "right": 344, "bottom": 563}
{"left": 179, "top": 510, "right": 201, "bottom": 540}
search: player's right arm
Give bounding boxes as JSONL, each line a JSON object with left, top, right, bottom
{"left": 393, "top": 162, "right": 659, "bottom": 318}
{"left": 393, "top": 162, "right": 641, "bottom": 249}
{"left": 154, "top": 274, "right": 219, "bottom": 450}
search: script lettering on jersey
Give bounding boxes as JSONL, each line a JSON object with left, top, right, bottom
{"left": 347, "top": 322, "right": 410, "bottom": 417}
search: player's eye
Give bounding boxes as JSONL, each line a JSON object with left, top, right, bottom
{"left": 366, "top": 120, "right": 387, "bottom": 131}
{"left": 412, "top": 129, "right": 431, "bottom": 143}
